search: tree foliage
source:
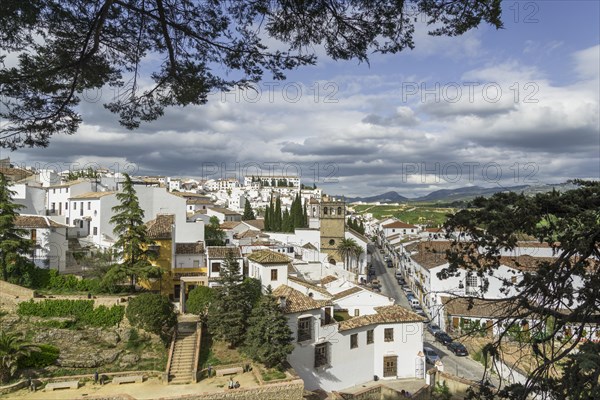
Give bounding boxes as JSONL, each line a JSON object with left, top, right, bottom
{"left": 126, "top": 293, "right": 177, "bottom": 343}
{"left": 0, "top": 331, "right": 38, "bottom": 384}
{"left": 205, "top": 216, "right": 226, "bottom": 246}
{"left": 0, "top": 1, "right": 502, "bottom": 148}
{"left": 442, "top": 180, "right": 600, "bottom": 400}
{"left": 0, "top": 173, "right": 34, "bottom": 284}
{"left": 242, "top": 198, "right": 255, "bottom": 221}
{"left": 185, "top": 285, "right": 214, "bottom": 321}
{"left": 207, "top": 249, "right": 248, "bottom": 347}
{"left": 244, "top": 286, "right": 294, "bottom": 370}
{"left": 107, "top": 173, "right": 159, "bottom": 288}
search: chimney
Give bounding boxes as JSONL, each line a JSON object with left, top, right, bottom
{"left": 278, "top": 296, "right": 287, "bottom": 309}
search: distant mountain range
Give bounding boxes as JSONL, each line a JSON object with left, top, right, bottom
{"left": 341, "top": 182, "right": 579, "bottom": 204}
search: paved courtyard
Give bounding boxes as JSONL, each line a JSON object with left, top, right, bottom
{"left": 2, "top": 372, "right": 259, "bottom": 400}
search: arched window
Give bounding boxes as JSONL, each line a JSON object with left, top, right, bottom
{"left": 312, "top": 207, "right": 316, "bottom": 216}
{"left": 323, "top": 207, "right": 328, "bottom": 215}
{"left": 329, "top": 258, "right": 336, "bottom": 265}
{"left": 337, "top": 207, "right": 342, "bottom": 215}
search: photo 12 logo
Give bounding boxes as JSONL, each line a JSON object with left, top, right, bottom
{"left": 401, "top": 81, "right": 539, "bottom": 104}
{"left": 400, "top": 162, "right": 539, "bottom": 184}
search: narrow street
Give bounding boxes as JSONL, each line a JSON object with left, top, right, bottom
{"left": 368, "top": 243, "right": 497, "bottom": 385}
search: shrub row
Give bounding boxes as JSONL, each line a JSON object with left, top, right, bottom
{"left": 17, "top": 299, "right": 124, "bottom": 327}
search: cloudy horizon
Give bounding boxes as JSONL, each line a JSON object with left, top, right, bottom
{"left": 3, "top": 1, "right": 599, "bottom": 198}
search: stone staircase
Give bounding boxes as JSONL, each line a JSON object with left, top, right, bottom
{"left": 168, "top": 321, "right": 199, "bottom": 384}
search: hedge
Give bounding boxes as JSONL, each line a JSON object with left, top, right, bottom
{"left": 17, "top": 299, "right": 124, "bottom": 327}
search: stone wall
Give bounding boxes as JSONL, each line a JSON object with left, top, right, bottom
{"left": 158, "top": 379, "right": 304, "bottom": 400}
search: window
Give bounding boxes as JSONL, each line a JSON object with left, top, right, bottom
{"left": 79, "top": 221, "right": 84, "bottom": 228}
{"left": 367, "top": 329, "right": 374, "bottom": 344}
{"left": 354, "top": 309, "right": 360, "bottom": 317}
{"left": 80, "top": 202, "right": 83, "bottom": 210}
{"left": 211, "top": 262, "right": 221, "bottom": 273}
{"left": 73, "top": 202, "right": 76, "bottom": 209}
{"left": 66, "top": 218, "right": 69, "bottom": 225}
{"left": 328, "top": 239, "right": 335, "bottom": 246}
{"left": 87, "top": 202, "right": 91, "bottom": 210}
{"left": 350, "top": 333, "right": 358, "bottom": 349}
{"left": 297, "top": 317, "right": 312, "bottom": 342}
{"left": 337, "top": 207, "right": 342, "bottom": 215}
{"left": 65, "top": 202, "right": 68, "bottom": 210}
{"left": 384, "top": 328, "right": 394, "bottom": 342}
{"left": 53, "top": 189, "right": 56, "bottom": 194}
{"left": 270, "top": 269, "right": 278, "bottom": 281}
{"left": 51, "top": 202, "right": 55, "bottom": 211}
{"left": 193, "top": 260, "right": 200, "bottom": 268}
{"left": 511, "top": 276, "right": 517, "bottom": 284}
{"left": 323, "top": 207, "right": 328, "bottom": 215}
{"left": 93, "top": 227, "right": 97, "bottom": 235}
{"left": 314, "top": 343, "right": 328, "bottom": 368}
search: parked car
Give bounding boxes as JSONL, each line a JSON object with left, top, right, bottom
{"left": 379, "top": 249, "right": 385, "bottom": 254}
{"left": 424, "top": 347, "right": 441, "bottom": 365}
{"left": 370, "top": 279, "right": 381, "bottom": 288}
{"left": 386, "top": 260, "right": 393, "bottom": 268}
{"left": 395, "top": 271, "right": 403, "bottom": 279}
{"left": 434, "top": 331, "right": 453, "bottom": 346}
{"left": 447, "top": 341, "right": 469, "bottom": 356}
{"left": 396, "top": 278, "right": 404, "bottom": 285}
{"left": 427, "top": 324, "right": 442, "bottom": 336}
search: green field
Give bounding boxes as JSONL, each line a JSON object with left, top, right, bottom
{"left": 350, "top": 204, "right": 455, "bottom": 226}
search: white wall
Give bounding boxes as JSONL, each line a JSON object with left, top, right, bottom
{"left": 333, "top": 290, "right": 395, "bottom": 316}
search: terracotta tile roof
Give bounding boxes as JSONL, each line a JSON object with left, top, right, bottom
{"left": 383, "top": 221, "right": 417, "bottom": 229}
{"left": 247, "top": 250, "right": 290, "bottom": 264}
{"left": 441, "top": 296, "right": 521, "bottom": 318}
{"left": 287, "top": 276, "right": 332, "bottom": 297}
{"left": 220, "top": 221, "right": 241, "bottom": 230}
{"left": 320, "top": 275, "right": 338, "bottom": 285}
{"left": 47, "top": 179, "right": 87, "bottom": 188}
{"left": 146, "top": 214, "right": 174, "bottom": 240}
{"left": 499, "top": 255, "right": 559, "bottom": 272}
{"left": 211, "top": 207, "right": 242, "bottom": 216}
{"left": 243, "top": 219, "right": 265, "bottom": 230}
{"left": 15, "top": 215, "right": 68, "bottom": 229}
{"left": 347, "top": 228, "right": 368, "bottom": 243}
{"left": 175, "top": 242, "right": 205, "bottom": 254}
{"left": 236, "top": 230, "right": 260, "bottom": 239}
{"left": 409, "top": 241, "right": 454, "bottom": 270}
{"left": 0, "top": 167, "right": 33, "bottom": 181}
{"left": 272, "top": 285, "right": 325, "bottom": 314}
{"left": 70, "top": 191, "right": 116, "bottom": 199}
{"left": 187, "top": 198, "right": 213, "bottom": 205}
{"left": 332, "top": 286, "right": 363, "bottom": 300}
{"left": 206, "top": 246, "right": 242, "bottom": 259}
{"left": 302, "top": 242, "right": 318, "bottom": 251}
{"left": 338, "top": 305, "right": 426, "bottom": 332}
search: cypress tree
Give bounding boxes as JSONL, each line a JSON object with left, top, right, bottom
{"left": 244, "top": 286, "right": 294, "bottom": 370}
{"left": 0, "top": 173, "right": 33, "bottom": 284}
{"left": 274, "top": 197, "right": 282, "bottom": 232}
{"left": 207, "top": 249, "right": 247, "bottom": 347}
{"left": 108, "top": 174, "right": 159, "bottom": 289}
{"left": 242, "top": 199, "right": 255, "bottom": 220}
{"left": 264, "top": 204, "right": 271, "bottom": 231}
{"left": 282, "top": 209, "right": 292, "bottom": 232}
{"left": 303, "top": 201, "right": 308, "bottom": 227}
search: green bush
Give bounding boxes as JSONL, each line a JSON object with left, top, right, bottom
{"left": 18, "top": 344, "right": 60, "bottom": 368}
{"left": 126, "top": 293, "right": 176, "bottom": 343}
{"left": 17, "top": 299, "right": 124, "bottom": 328}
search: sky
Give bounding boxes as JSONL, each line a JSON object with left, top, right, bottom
{"left": 4, "top": 1, "right": 600, "bottom": 197}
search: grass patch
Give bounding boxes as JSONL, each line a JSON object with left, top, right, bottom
{"left": 262, "top": 369, "right": 286, "bottom": 381}
{"left": 199, "top": 333, "right": 247, "bottom": 368}
{"left": 334, "top": 311, "right": 351, "bottom": 322}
